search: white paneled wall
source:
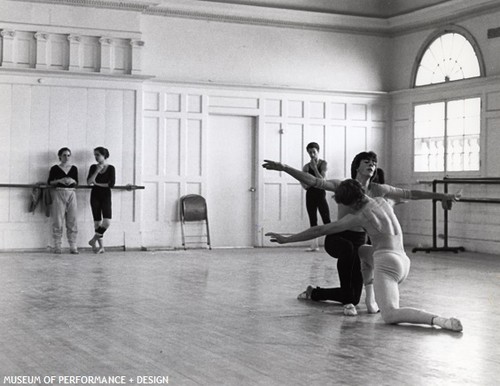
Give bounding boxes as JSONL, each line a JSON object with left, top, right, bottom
{"left": 141, "top": 88, "right": 207, "bottom": 247}
{"left": 142, "top": 84, "right": 388, "bottom": 248}
{"left": 261, "top": 96, "right": 388, "bottom": 245}
{"left": 0, "top": 79, "right": 139, "bottom": 250}
{"left": 389, "top": 78, "right": 500, "bottom": 254}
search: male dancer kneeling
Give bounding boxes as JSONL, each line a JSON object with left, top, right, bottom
{"left": 266, "top": 179, "right": 462, "bottom": 332}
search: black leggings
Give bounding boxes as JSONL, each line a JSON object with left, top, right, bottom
{"left": 306, "top": 188, "right": 331, "bottom": 226}
{"left": 310, "top": 230, "right": 367, "bottom": 305}
{"left": 90, "top": 188, "right": 112, "bottom": 221}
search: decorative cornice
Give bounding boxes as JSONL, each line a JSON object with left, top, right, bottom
{"left": 67, "top": 34, "right": 81, "bottom": 42}
{"left": 130, "top": 39, "right": 145, "bottom": 47}
{"left": 34, "top": 32, "right": 49, "bottom": 41}
{"left": 1, "top": 29, "right": 16, "bottom": 38}
{"left": 17, "top": 0, "right": 154, "bottom": 12}
{"left": 143, "top": 3, "right": 389, "bottom": 37}
{"left": 0, "top": 66, "right": 154, "bottom": 82}
{"left": 99, "top": 37, "right": 113, "bottom": 45}
{"left": 388, "top": 0, "right": 500, "bottom": 36}
{"left": 9, "top": 0, "right": 500, "bottom": 36}
{"left": 148, "top": 77, "right": 389, "bottom": 98}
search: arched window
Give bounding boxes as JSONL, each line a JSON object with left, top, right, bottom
{"left": 412, "top": 27, "right": 484, "bottom": 173}
{"left": 413, "top": 27, "right": 484, "bottom": 87}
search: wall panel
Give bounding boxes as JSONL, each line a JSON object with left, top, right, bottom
{"left": 0, "top": 79, "right": 139, "bottom": 250}
{"left": 141, "top": 86, "right": 387, "bottom": 248}
{"left": 0, "top": 85, "right": 12, "bottom": 224}
{"left": 186, "top": 119, "right": 202, "bottom": 177}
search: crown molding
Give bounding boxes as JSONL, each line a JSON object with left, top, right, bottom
{"left": 0, "top": 66, "right": 155, "bottom": 82}
{"left": 388, "top": 0, "right": 500, "bottom": 36}
{"left": 144, "top": 1, "right": 389, "bottom": 36}
{"left": 10, "top": 0, "right": 156, "bottom": 12}
{"left": 147, "top": 77, "right": 389, "bottom": 98}
{"left": 7, "top": 0, "right": 500, "bottom": 36}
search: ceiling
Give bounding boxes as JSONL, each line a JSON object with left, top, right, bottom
{"left": 193, "top": 0, "right": 454, "bottom": 18}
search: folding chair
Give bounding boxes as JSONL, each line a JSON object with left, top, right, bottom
{"left": 179, "top": 194, "right": 212, "bottom": 250}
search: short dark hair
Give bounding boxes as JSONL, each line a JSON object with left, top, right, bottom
{"left": 372, "top": 168, "right": 385, "bottom": 184}
{"left": 350, "top": 151, "right": 378, "bottom": 179}
{"left": 94, "top": 147, "right": 110, "bottom": 159}
{"left": 58, "top": 147, "right": 71, "bottom": 158}
{"left": 306, "top": 142, "right": 320, "bottom": 151}
{"left": 334, "top": 179, "right": 366, "bottom": 207}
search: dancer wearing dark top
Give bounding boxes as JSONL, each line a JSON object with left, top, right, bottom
{"left": 87, "top": 147, "right": 115, "bottom": 254}
{"left": 263, "top": 151, "right": 458, "bottom": 316}
{"left": 266, "top": 179, "right": 463, "bottom": 332}
{"left": 47, "top": 147, "right": 79, "bottom": 254}
{"left": 302, "top": 142, "right": 330, "bottom": 251}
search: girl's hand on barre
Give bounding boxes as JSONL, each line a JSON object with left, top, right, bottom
{"left": 441, "top": 189, "right": 462, "bottom": 210}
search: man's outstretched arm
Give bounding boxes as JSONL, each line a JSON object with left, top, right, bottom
{"left": 262, "top": 160, "right": 341, "bottom": 191}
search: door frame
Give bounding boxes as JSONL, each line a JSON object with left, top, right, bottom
{"left": 207, "top": 112, "right": 261, "bottom": 247}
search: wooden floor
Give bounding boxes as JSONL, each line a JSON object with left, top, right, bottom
{"left": 0, "top": 247, "right": 498, "bottom": 386}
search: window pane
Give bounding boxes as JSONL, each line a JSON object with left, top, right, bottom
{"left": 415, "top": 32, "right": 481, "bottom": 86}
{"left": 413, "top": 97, "right": 480, "bottom": 172}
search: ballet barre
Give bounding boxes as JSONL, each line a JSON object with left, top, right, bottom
{"left": 0, "top": 183, "right": 144, "bottom": 190}
{"left": 412, "top": 177, "right": 500, "bottom": 254}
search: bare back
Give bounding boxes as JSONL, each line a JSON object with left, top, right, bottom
{"left": 358, "top": 197, "right": 405, "bottom": 253}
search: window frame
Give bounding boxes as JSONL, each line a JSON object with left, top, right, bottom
{"left": 410, "top": 25, "right": 486, "bottom": 89}
{"left": 411, "top": 93, "right": 483, "bottom": 178}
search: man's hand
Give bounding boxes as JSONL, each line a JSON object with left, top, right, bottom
{"left": 262, "top": 160, "right": 285, "bottom": 171}
{"left": 441, "top": 189, "right": 462, "bottom": 210}
{"left": 265, "top": 232, "right": 289, "bottom": 244}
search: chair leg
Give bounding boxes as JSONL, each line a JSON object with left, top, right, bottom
{"left": 205, "top": 219, "right": 211, "bottom": 250}
{"left": 181, "top": 220, "right": 186, "bottom": 250}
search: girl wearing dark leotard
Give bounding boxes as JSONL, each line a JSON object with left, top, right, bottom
{"left": 87, "top": 147, "right": 115, "bottom": 254}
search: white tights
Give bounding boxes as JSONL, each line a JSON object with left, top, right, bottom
{"left": 361, "top": 247, "right": 437, "bottom": 326}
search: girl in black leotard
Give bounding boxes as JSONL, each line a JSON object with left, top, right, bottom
{"left": 87, "top": 147, "right": 115, "bottom": 254}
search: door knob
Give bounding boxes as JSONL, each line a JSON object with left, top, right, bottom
{"left": 249, "top": 187, "right": 256, "bottom": 192}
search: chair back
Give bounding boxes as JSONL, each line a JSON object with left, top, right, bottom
{"left": 180, "top": 194, "right": 208, "bottom": 222}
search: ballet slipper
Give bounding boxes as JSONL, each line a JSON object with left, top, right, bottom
{"left": 432, "top": 316, "right": 463, "bottom": 332}
{"left": 442, "top": 317, "right": 463, "bottom": 332}
{"left": 88, "top": 239, "right": 98, "bottom": 253}
{"left": 343, "top": 304, "right": 358, "bottom": 316}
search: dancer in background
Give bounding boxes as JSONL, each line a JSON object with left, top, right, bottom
{"left": 266, "top": 179, "right": 463, "bottom": 332}
{"left": 302, "top": 142, "right": 330, "bottom": 251}
{"left": 87, "top": 147, "right": 115, "bottom": 254}
{"left": 47, "top": 147, "right": 79, "bottom": 254}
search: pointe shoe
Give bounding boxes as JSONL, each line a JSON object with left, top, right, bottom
{"left": 96, "top": 247, "right": 105, "bottom": 254}
{"left": 70, "top": 248, "right": 79, "bottom": 255}
{"left": 343, "top": 304, "right": 358, "bottom": 316}
{"left": 444, "top": 317, "right": 463, "bottom": 332}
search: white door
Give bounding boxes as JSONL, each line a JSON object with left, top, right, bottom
{"left": 207, "top": 115, "right": 255, "bottom": 247}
